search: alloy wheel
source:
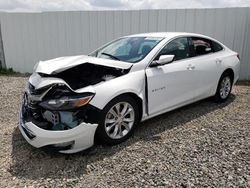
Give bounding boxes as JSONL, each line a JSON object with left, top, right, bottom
{"left": 104, "top": 102, "right": 135, "bottom": 139}
{"left": 220, "top": 76, "right": 231, "bottom": 99}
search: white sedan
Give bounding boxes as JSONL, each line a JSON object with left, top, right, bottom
{"left": 19, "top": 32, "right": 240, "bottom": 153}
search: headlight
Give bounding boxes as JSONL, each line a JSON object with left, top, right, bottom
{"left": 39, "top": 95, "right": 94, "bottom": 110}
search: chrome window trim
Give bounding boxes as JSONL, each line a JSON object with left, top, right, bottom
{"left": 146, "top": 35, "right": 225, "bottom": 69}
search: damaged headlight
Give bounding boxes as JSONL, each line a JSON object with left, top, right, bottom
{"left": 39, "top": 95, "right": 94, "bottom": 110}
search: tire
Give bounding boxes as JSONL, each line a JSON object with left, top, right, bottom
{"left": 95, "top": 95, "right": 140, "bottom": 145}
{"left": 214, "top": 72, "right": 233, "bottom": 102}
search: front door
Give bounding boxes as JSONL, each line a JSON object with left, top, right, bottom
{"left": 146, "top": 37, "right": 197, "bottom": 115}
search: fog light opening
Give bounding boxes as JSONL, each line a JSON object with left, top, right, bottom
{"left": 53, "top": 140, "right": 75, "bottom": 148}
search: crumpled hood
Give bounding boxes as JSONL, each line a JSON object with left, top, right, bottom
{"left": 35, "top": 55, "right": 132, "bottom": 74}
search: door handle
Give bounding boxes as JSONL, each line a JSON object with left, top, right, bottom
{"left": 216, "top": 58, "right": 222, "bottom": 64}
{"left": 187, "top": 64, "right": 195, "bottom": 70}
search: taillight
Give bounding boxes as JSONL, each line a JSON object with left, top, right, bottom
{"left": 237, "top": 53, "right": 240, "bottom": 60}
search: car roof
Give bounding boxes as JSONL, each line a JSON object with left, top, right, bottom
{"left": 125, "top": 32, "right": 212, "bottom": 39}
{"left": 124, "top": 32, "right": 226, "bottom": 47}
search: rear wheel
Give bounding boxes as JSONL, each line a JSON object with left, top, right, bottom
{"left": 96, "top": 95, "right": 140, "bottom": 145}
{"left": 214, "top": 73, "right": 233, "bottom": 102}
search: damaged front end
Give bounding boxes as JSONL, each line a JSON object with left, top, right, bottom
{"left": 19, "top": 61, "right": 130, "bottom": 153}
{"left": 24, "top": 83, "right": 97, "bottom": 130}
{"left": 19, "top": 81, "right": 99, "bottom": 153}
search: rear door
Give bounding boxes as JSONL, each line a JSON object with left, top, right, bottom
{"left": 189, "top": 37, "right": 224, "bottom": 99}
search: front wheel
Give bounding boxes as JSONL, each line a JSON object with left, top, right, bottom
{"left": 214, "top": 73, "right": 233, "bottom": 102}
{"left": 95, "top": 95, "right": 140, "bottom": 145}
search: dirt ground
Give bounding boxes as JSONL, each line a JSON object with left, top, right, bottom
{"left": 0, "top": 76, "right": 249, "bottom": 187}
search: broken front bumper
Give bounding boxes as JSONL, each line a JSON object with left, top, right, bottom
{"left": 18, "top": 96, "right": 98, "bottom": 154}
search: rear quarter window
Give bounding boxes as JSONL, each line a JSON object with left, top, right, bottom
{"left": 212, "top": 41, "right": 224, "bottom": 52}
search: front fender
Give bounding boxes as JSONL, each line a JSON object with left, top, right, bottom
{"left": 89, "top": 70, "right": 145, "bottom": 110}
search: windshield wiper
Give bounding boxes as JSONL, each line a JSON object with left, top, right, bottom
{"left": 101, "top": 53, "right": 120, "bottom": 61}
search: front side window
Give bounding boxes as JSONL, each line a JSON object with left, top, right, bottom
{"left": 90, "top": 37, "right": 163, "bottom": 63}
{"left": 155, "top": 37, "right": 190, "bottom": 61}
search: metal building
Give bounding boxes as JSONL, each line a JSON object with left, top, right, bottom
{"left": 0, "top": 8, "right": 249, "bottom": 79}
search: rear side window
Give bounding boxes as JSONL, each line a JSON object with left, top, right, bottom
{"left": 191, "top": 37, "right": 213, "bottom": 56}
{"left": 212, "top": 41, "right": 223, "bottom": 52}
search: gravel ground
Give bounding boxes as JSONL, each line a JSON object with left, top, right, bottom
{"left": 0, "top": 76, "right": 249, "bottom": 188}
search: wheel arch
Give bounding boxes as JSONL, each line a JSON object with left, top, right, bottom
{"left": 214, "top": 68, "right": 234, "bottom": 102}
{"left": 222, "top": 68, "right": 234, "bottom": 81}
{"left": 94, "top": 92, "right": 144, "bottom": 144}
{"left": 107, "top": 92, "right": 143, "bottom": 122}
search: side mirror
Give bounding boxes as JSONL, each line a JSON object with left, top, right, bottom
{"left": 150, "top": 55, "right": 175, "bottom": 67}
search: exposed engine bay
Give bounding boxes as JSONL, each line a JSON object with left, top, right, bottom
{"left": 23, "top": 62, "right": 131, "bottom": 131}
{"left": 39, "top": 63, "right": 130, "bottom": 90}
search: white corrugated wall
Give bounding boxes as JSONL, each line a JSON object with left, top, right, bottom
{"left": 0, "top": 8, "right": 250, "bottom": 79}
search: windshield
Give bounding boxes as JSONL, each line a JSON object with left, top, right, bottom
{"left": 90, "top": 37, "right": 163, "bottom": 63}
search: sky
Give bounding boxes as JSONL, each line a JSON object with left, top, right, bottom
{"left": 0, "top": 0, "right": 250, "bottom": 12}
